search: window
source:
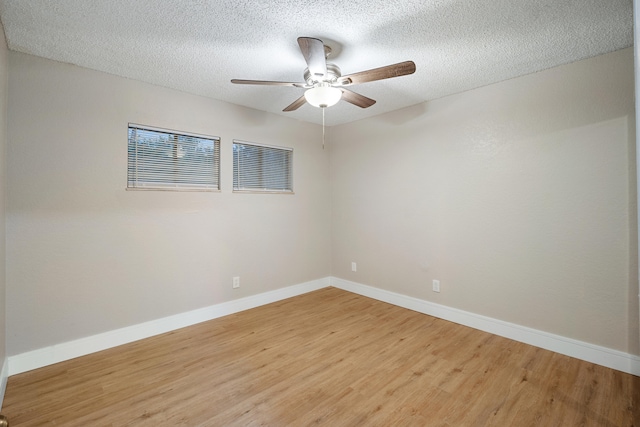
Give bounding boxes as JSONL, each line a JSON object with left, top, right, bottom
{"left": 233, "top": 140, "right": 293, "bottom": 193}
{"left": 127, "top": 124, "right": 220, "bottom": 191}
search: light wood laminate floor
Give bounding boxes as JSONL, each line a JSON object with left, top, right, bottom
{"left": 3, "top": 287, "right": 639, "bottom": 426}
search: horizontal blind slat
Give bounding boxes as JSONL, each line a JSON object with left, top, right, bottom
{"left": 128, "top": 125, "right": 220, "bottom": 191}
{"left": 233, "top": 141, "right": 292, "bottom": 192}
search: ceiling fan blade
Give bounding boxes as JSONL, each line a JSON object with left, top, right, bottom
{"left": 340, "top": 89, "right": 376, "bottom": 108}
{"left": 338, "top": 61, "right": 416, "bottom": 86}
{"left": 231, "top": 79, "right": 307, "bottom": 88}
{"left": 283, "top": 95, "right": 307, "bottom": 112}
{"left": 297, "top": 37, "right": 327, "bottom": 79}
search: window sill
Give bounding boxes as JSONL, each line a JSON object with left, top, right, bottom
{"left": 232, "top": 190, "right": 294, "bottom": 195}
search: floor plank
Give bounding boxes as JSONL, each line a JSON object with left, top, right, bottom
{"left": 3, "top": 287, "right": 638, "bottom": 426}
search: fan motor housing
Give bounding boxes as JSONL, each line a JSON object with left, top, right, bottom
{"left": 304, "top": 63, "right": 341, "bottom": 85}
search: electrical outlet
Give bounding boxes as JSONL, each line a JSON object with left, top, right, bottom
{"left": 351, "top": 262, "right": 357, "bottom": 272}
{"left": 233, "top": 276, "right": 240, "bottom": 289}
{"left": 432, "top": 279, "right": 440, "bottom": 293}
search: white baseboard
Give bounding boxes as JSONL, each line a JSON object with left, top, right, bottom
{"left": 9, "top": 276, "right": 640, "bottom": 378}
{"left": 331, "top": 277, "right": 640, "bottom": 376}
{"left": 0, "top": 357, "right": 7, "bottom": 410}
{"left": 8, "top": 277, "right": 330, "bottom": 376}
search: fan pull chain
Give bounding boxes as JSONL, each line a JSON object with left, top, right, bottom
{"left": 322, "top": 107, "right": 325, "bottom": 150}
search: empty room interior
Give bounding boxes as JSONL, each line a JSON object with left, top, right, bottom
{"left": 0, "top": 0, "right": 637, "bottom": 425}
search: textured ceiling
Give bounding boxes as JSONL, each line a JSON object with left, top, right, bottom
{"left": 0, "top": 0, "right": 633, "bottom": 126}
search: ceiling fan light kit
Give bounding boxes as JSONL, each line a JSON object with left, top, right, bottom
{"left": 304, "top": 83, "right": 342, "bottom": 108}
{"left": 231, "top": 37, "right": 416, "bottom": 112}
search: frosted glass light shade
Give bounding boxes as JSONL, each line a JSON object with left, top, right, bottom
{"left": 304, "top": 85, "right": 342, "bottom": 108}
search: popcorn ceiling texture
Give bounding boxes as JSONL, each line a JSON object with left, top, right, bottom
{"left": 0, "top": 0, "right": 632, "bottom": 126}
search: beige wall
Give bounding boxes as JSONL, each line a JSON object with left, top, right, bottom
{"left": 635, "top": 0, "right": 640, "bottom": 356}
{"left": 6, "top": 52, "right": 331, "bottom": 355}
{"left": 5, "top": 46, "right": 637, "bottom": 360}
{"left": 330, "top": 48, "right": 638, "bottom": 354}
{"left": 0, "top": 22, "right": 8, "bottom": 367}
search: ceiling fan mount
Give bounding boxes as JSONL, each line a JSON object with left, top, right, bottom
{"left": 231, "top": 37, "right": 416, "bottom": 112}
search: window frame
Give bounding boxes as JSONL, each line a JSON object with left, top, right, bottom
{"left": 232, "top": 140, "right": 294, "bottom": 194}
{"left": 127, "top": 123, "right": 221, "bottom": 192}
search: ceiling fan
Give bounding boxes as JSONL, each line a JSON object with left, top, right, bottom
{"left": 231, "top": 37, "right": 416, "bottom": 112}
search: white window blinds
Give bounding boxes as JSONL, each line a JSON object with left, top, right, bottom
{"left": 128, "top": 124, "right": 220, "bottom": 191}
{"left": 233, "top": 141, "right": 293, "bottom": 192}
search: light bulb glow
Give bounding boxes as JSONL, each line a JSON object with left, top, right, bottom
{"left": 304, "top": 84, "right": 342, "bottom": 108}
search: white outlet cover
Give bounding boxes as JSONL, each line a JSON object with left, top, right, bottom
{"left": 432, "top": 280, "right": 440, "bottom": 293}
